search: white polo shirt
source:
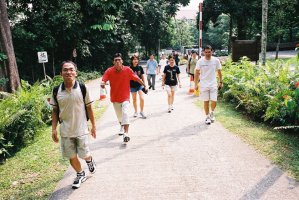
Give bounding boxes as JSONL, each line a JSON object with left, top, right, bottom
{"left": 50, "top": 81, "right": 93, "bottom": 137}
{"left": 195, "top": 56, "right": 221, "bottom": 88}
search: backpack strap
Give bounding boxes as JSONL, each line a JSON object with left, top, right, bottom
{"left": 52, "top": 84, "right": 62, "bottom": 123}
{"left": 52, "top": 82, "right": 89, "bottom": 123}
{"left": 78, "top": 82, "right": 89, "bottom": 121}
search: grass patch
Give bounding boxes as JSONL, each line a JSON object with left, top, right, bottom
{"left": 0, "top": 100, "right": 107, "bottom": 200}
{"left": 196, "top": 100, "right": 299, "bottom": 180}
{"left": 267, "top": 56, "right": 299, "bottom": 65}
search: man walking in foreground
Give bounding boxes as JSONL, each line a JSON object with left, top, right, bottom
{"left": 101, "top": 53, "right": 147, "bottom": 143}
{"left": 194, "top": 45, "right": 223, "bottom": 125}
{"left": 50, "top": 61, "right": 97, "bottom": 189}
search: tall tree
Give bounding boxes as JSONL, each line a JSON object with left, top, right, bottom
{"left": 261, "top": 0, "right": 268, "bottom": 66}
{"left": 268, "top": 0, "right": 297, "bottom": 59}
{"left": 0, "top": 0, "right": 20, "bottom": 92}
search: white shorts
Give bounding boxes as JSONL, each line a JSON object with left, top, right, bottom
{"left": 200, "top": 87, "right": 218, "bottom": 101}
{"left": 113, "top": 101, "right": 130, "bottom": 125}
{"left": 61, "top": 135, "right": 91, "bottom": 159}
{"left": 165, "top": 85, "right": 177, "bottom": 92}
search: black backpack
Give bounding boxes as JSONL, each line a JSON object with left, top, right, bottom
{"left": 52, "top": 82, "right": 89, "bottom": 123}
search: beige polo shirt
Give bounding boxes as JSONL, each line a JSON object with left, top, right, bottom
{"left": 50, "top": 81, "right": 93, "bottom": 137}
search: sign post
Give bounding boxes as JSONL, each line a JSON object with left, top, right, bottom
{"left": 198, "top": 0, "right": 204, "bottom": 58}
{"left": 37, "top": 51, "right": 48, "bottom": 79}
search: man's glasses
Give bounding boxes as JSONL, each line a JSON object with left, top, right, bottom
{"left": 62, "top": 68, "right": 76, "bottom": 72}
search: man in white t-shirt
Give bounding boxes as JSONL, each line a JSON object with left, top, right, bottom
{"left": 194, "top": 45, "right": 223, "bottom": 125}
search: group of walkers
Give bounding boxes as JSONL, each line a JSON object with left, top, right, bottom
{"left": 50, "top": 45, "right": 223, "bottom": 189}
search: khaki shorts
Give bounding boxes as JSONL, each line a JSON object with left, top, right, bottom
{"left": 61, "top": 135, "right": 91, "bottom": 159}
{"left": 113, "top": 101, "right": 130, "bottom": 125}
{"left": 165, "top": 85, "right": 177, "bottom": 93}
{"left": 200, "top": 87, "right": 218, "bottom": 101}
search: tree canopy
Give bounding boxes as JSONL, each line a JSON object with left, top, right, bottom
{"left": 4, "top": 0, "right": 189, "bottom": 82}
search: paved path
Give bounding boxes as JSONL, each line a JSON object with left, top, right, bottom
{"left": 50, "top": 65, "right": 299, "bottom": 200}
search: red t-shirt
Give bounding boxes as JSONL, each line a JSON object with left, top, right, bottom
{"left": 102, "top": 66, "right": 140, "bottom": 102}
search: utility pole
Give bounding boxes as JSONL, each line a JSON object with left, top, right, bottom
{"left": 198, "top": 0, "right": 204, "bottom": 57}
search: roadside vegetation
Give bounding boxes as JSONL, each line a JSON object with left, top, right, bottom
{"left": 196, "top": 100, "right": 299, "bottom": 180}
{"left": 0, "top": 72, "right": 103, "bottom": 199}
{"left": 221, "top": 57, "right": 298, "bottom": 130}
{"left": 196, "top": 56, "right": 299, "bottom": 180}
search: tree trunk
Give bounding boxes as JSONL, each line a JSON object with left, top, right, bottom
{"left": 52, "top": 49, "right": 55, "bottom": 77}
{"left": 261, "top": 0, "right": 268, "bottom": 66}
{"left": 236, "top": 18, "right": 247, "bottom": 40}
{"left": 0, "top": 47, "right": 8, "bottom": 91}
{"left": 228, "top": 14, "right": 233, "bottom": 54}
{"left": 275, "top": 36, "right": 281, "bottom": 60}
{"left": 289, "top": 27, "right": 293, "bottom": 42}
{"left": 0, "top": 0, "right": 20, "bottom": 92}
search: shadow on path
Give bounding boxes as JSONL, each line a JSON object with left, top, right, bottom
{"left": 90, "top": 122, "right": 208, "bottom": 166}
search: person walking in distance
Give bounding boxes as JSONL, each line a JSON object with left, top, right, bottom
{"left": 130, "top": 55, "right": 147, "bottom": 119}
{"left": 50, "top": 61, "right": 96, "bottom": 189}
{"left": 146, "top": 54, "right": 158, "bottom": 90}
{"left": 101, "top": 53, "right": 147, "bottom": 142}
{"left": 162, "top": 55, "right": 182, "bottom": 113}
{"left": 172, "top": 50, "right": 180, "bottom": 66}
{"left": 194, "top": 45, "right": 223, "bottom": 125}
{"left": 158, "top": 53, "right": 168, "bottom": 80}
{"left": 187, "top": 50, "right": 198, "bottom": 80}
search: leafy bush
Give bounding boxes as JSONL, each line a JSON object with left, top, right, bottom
{"left": 221, "top": 57, "right": 299, "bottom": 131}
{"left": 0, "top": 70, "right": 101, "bottom": 162}
{"left": 77, "top": 71, "right": 101, "bottom": 82}
{"left": 0, "top": 80, "right": 50, "bottom": 162}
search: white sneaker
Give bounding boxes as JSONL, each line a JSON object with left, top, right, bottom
{"left": 118, "top": 126, "right": 124, "bottom": 135}
{"left": 86, "top": 157, "right": 96, "bottom": 174}
{"left": 140, "top": 112, "right": 147, "bottom": 119}
{"left": 168, "top": 107, "right": 171, "bottom": 113}
{"left": 205, "top": 117, "right": 211, "bottom": 125}
{"left": 171, "top": 105, "right": 174, "bottom": 110}
{"left": 210, "top": 112, "right": 215, "bottom": 122}
{"left": 133, "top": 112, "right": 138, "bottom": 118}
{"left": 72, "top": 171, "right": 87, "bottom": 189}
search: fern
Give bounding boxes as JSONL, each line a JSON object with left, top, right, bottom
{"left": 221, "top": 57, "right": 299, "bottom": 129}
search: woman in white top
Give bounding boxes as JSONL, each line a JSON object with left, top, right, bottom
{"left": 158, "top": 54, "right": 168, "bottom": 80}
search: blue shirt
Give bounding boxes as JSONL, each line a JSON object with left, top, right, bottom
{"left": 146, "top": 59, "right": 158, "bottom": 74}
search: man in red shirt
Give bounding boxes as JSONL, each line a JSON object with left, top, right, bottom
{"left": 101, "top": 53, "right": 147, "bottom": 143}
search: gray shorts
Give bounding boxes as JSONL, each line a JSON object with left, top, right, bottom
{"left": 60, "top": 135, "right": 91, "bottom": 159}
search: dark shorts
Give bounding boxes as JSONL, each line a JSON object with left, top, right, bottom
{"left": 130, "top": 86, "right": 143, "bottom": 93}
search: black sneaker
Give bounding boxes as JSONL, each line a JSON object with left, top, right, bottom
{"left": 86, "top": 158, "right": 96, "bottom": 174}
{"left": 149, "top": 85, "right": 152, "bottom": 89}
{"left": 123, "top": 134, "right": 130, "bottom": 143}
{"left": 72, "top": 171, "right": 87, "bottom": 189}
{"left": 205, "top": 117, "right": 212, "bottom": 125}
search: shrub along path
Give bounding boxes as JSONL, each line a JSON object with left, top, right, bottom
{"left": 50, "top": 66, "right": 299, "bottom": 200}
